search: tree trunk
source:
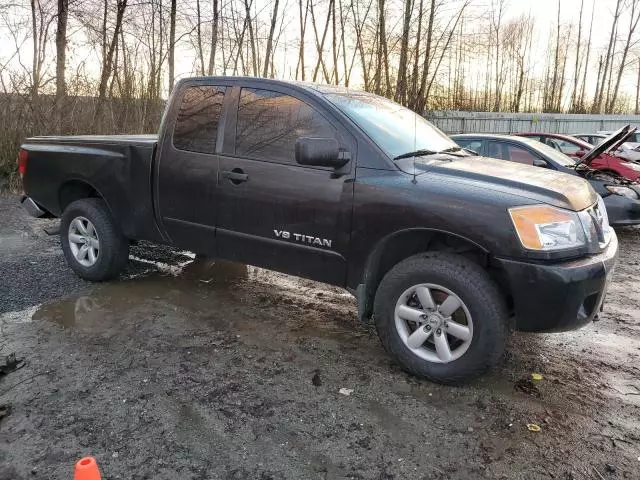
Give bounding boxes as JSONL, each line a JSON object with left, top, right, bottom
{"left": 408, "top": 0, "right": 424, "bottom": 109}
{"left": 415, "top": 0, "right": 436, "bottom": 112}
{"left": 55, "top": 0, "right": 69, "bottom": 130}
{"left": 97, "top": 0, "right": 127, "bottom": 110}
{"left": 244, "top": 0, "right": 258, "bottom": 76}
{"left": 168, "top": 0, "right": 176, "bottom": 88}
{"left": 207, "top": 0, "right": 219, "bottom": 75}
{"left": 395, "top": 0, "right": 413, "bottom": 103}
{"left": 579, "top": 0, "right": 595, "bottom": 111}
{"left": 263, "top": 0, "right": 280, "bottom": 77}
{"left": 378, "top": 0, "right": 390, "bottom": 95}
{"left": 609, "top": 0, "right": 640, "bottom": 112}
{"left": 549, "top": 0, "right": 561, "bottom": 111}
{"left": 570, "top": 0, "right": 583, "bottom": 110}
{"left": 594, "top": 0, "right": 622, "bottom": 112}
{"left": 296, "top": 0, "right": 308, "bottom": 80}
{"left": 593, "top": 55, "right": 603, "bottom": 110}
{"left": 196, "top": 0, "right": 206, "bottom": 75}
{"left": 310, "top": 0, "right": 332, "bottom": 83}
{"left": 331, "top": 0, "right": 338, "bottom": 84}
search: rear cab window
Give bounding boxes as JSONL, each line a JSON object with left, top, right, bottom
{"left": 173, "top": 85, "right": 226, "bottom": 154}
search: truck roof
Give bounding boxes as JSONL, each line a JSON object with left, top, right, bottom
{"left": 181, "top": 76, "right": 371, "bottom": 96}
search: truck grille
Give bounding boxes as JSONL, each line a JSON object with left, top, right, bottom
{"left": 588, "top": 197, "right": 612, "bottom": 249}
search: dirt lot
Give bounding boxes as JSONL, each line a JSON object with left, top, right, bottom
{"left": 0, "top": 194, "right": 639, "bottom": 480}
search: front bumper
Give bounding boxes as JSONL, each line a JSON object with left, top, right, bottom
{"left": 603, "top": 193, "right": 640, "bottom": 226}
{"left": 495, "top": 232, "right": 618, "bottom": 332}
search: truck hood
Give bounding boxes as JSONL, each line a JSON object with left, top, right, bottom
{"left": 397, "top": 155, "right": 597, "bottom": 211}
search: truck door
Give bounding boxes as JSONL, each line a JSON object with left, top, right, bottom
{"left": 215, "top": 85, "right": 355, "bottom": 286}
{"left": 155, "top": 83, "right": 228, "bottom": 255}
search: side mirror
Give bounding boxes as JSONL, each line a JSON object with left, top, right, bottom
{"left": 575, "top": 150, "right": 586, "bottom": 158}
{"left": 295, "top": 137, "right": 348, "bottom": 168}
{"left": 532, "top": 159, "right": 548, "bottom": 168}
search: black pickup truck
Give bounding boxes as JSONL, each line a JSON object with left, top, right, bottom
{"left": 19, "top": 77, "right": 618, "bottom": 383}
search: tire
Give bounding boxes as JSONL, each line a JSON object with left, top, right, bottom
{"left": 60, "top": 198, "right": 129, "bottom": 281}
{"left": 374, "top": 252, "right": 507, "bottom": 384}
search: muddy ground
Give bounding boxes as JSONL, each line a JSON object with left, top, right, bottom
{"left": 0, "top": 193, "right": 639, "bottom": 480}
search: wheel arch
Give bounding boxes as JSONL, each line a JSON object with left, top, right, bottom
{"left": 58, "top": 178, "right": 114, "bottom": 217}
{"left": 356, "top": 229, "right": 493, "bottom": 322}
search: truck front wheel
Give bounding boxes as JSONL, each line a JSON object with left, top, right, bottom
{"left": 60, "top": 198, "right": 129, "bottom": 281}
{"left": 374, "top": 252, "right": 507, "bottom": 384}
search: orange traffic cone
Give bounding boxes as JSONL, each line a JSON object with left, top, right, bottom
{"left": 74, "top": 456, "right": 101, "bottom": 480}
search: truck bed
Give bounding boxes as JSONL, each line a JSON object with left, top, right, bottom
{"left": 22, "top": 134, "right": 163, "bottom": 243}
{"left": 28, "top": 134, "right": 158, "bottom": 147}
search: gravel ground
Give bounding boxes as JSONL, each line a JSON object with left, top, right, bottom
{"left": 1, "top": 193, "right": 639, "bottom": 480}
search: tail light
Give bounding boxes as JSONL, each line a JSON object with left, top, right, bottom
{"left": 17, "top": 148, "right": 28, "bottom": 177}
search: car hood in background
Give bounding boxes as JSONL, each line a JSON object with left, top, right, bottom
{"left": 397, "top": 155, "right": 597, "bottom": 211}
{"left": 581, "top": 125, "right": 637, "bottom": 166}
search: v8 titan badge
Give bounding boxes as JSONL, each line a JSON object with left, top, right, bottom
{"left": 274, "top": 230, "right": 332, "bottom": 248}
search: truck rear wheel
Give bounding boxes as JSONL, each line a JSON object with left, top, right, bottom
{"left": 60, "top": 198, "right": 129, "bottom": 281}
{"left": 374, "top": 252, "right": 507, "bottom": 384}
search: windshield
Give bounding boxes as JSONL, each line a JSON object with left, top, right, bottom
{"left": 325, "top": 93, "right": 458, "bottom": 158}
{"left": 529, "top": 139, "right": 578, "bottom": 167}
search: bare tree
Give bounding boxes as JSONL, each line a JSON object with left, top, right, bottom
{"left": 263, "top": 0, "right": 280, "bottom": 77}
{"left": 395, "top": 0, "right": 413, "bottom": 103}
{"left": 296, "top": 0, "right": 309, "bottom": 80}
{"left": 168, "top": 0, "right": 176, "bottom": 88}
{"left": 491, "top": 0, "right": 507, "bottom": 111}
{"left": 310, "top": 0, "right": 332, "bottom": 83}
{"left": 549, "top": 0, "right": 561, "bottom": 111}
{"left": 207, "top": 0, "right": 219, "bottom": 75}
{"left": 608, "top": 0, "right": 640, "bottom": 111}
{"left": 244, "top": 0, "right": 258, "bottom": 76}
{"left": 594, "top": 0, "right": 622, "bottom": 112}
{"left": 579, "top": 0, "right": 595, "bottom": 111}
{"left": 570, "top": 0, "right": 584, "bottom": 111}
{"left": 97, "top": 0, "right": 127, "bottom": 114}
{"left": 55, "top": 0, "right": 69, "bottom": 128}
{"left": 413, "top": 0, "right": 436, "bottom": 112}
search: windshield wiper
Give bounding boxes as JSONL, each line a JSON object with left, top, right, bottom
{"left": 393, "top": 146, "right": 464, "bottom": 161}
{"left": 393, "top": 149, "right": 437, "bottom": 160}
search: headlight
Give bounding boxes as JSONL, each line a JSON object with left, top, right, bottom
{"left": 509, "top": 205, "right": 586, "bottom": 251}
{"left": 605, "top": 185, "right": 639, "bottom": 199}
{"left": 622, "top": 162, "right": 640, "bottom": 172}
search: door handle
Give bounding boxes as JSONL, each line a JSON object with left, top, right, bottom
{"left": 221, "top": 169, "right": 248, "bottom": 184}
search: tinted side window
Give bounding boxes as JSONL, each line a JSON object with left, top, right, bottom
{"left": 235, "top": 88, "right": 336, "bottom": 164}
{"left": 484, "top": 141, "right": 505, "bottom": 160}
{"left": 505, "top": 145, "right": 538, "bottom": 165}
{"left": 173, "top": 85, "right": 226, "bottom": 154}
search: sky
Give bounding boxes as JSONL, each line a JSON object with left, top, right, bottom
{"left": 0, "top": 0, "right": 637, "bottom": 103}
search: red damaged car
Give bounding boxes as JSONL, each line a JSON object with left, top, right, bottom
{"left": 516, "top": 132, "right": 640, "bottom": 181}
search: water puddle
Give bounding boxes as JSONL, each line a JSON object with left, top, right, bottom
{"left": 30, "top": 257, "right": 362, "bottom": 346}
{"left": 31, "top": 259, "right": 249, "bottom": 333}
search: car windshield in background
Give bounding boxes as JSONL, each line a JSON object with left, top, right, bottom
{"left": 529, "top": 139, "right": 578, "bottom": 167}
{"left": 325, "top": 93, "right": 458, "bottom": 159}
